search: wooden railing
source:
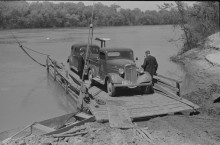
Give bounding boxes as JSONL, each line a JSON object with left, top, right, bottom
{"left": 153, "top": 73, "right": 182, "bottom": 97}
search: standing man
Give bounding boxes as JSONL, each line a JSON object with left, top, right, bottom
{"left": 141, "top": 50, "right": 158, "bottom": 78}
{"left": 78, "top": 49, "right": 85, "bottom": 80}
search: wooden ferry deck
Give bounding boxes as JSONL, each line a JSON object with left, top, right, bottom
{"left": 87, "top": 86, "right": 199, "bottom": 122}
{"left": 46, "top": 56, "right": 199, "bottom": 124}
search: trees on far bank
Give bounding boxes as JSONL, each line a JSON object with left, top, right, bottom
{"left": 0, "top": 1, "right": 181, "bottom": 29}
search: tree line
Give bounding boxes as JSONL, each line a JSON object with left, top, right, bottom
{"left": 159, "top": 1, "right": 219, "bottom": 55}
{"left": 0, "top": 1, "right": 181, "bottom": 29}
{"left": 0, "top": 1, "right": 218, "bottom": 55}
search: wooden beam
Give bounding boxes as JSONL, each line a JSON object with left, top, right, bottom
{"left": 154, "top": 74, "right": 182, "bottom": 83}
{"left": 107, "top": 103, "right": 134, "bottom": 128}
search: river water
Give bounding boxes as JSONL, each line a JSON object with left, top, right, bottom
{"left": 0, "top": 25, "right": 183, "bottom": 131}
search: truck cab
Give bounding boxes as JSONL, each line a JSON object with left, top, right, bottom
{"left": 88, "top": 47, "right": 153, "bottom": 97}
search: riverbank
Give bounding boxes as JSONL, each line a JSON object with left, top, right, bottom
{"left": 173, "top": 32, "right": 220, "bottom": 116}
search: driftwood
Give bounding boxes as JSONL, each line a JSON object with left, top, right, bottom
{"left": 136, "top": 128, "right": 153, "bottom": 143}
{"left": 140, "top": 128, "right": 153, "bottom": 141}
{"left": 52, "top": 131, "right": 88, "bottom": 138}
{"left": 52, "top": 126, "right": 87, "bottom": 137}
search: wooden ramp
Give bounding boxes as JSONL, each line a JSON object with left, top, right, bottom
{"left": 87, "top": 86, "right": 199, "bottom": 122}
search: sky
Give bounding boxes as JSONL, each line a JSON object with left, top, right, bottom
{"left": 42, "top": 1, "right": 195, "bottom": 11}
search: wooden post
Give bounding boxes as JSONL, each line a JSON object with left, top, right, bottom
{"left": 65, "top": 80, "right": 68, "bottom": 94}
{"left": 54, "top": 61, "right": 57, "bottom": 81}
{"left": 176, "top": 82, "right": 180, "bottom": 96}
{"left": 46, "top": 56, "right": 49, "bottom": 73}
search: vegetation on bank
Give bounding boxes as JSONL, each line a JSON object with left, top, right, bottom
{"left": 0, "top": 1, "right": 219, "bottom": 56}
{"left": 162, "top": 1, "right": 219, "bottom": 60}
{"left": 0, "top": 1, "right": 182, "bottom": 29}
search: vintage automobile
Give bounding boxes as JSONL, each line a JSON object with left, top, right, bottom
{"left": 88, "top": 47, "right": 153, "bottom": 97}
{"left": 67, "top": 43, "right": 100, "bottom": 77}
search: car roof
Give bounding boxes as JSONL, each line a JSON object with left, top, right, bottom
{"left": 100, "top": 47, "right": 133, "bottom": 52}
{"left": 71, "top": 43, "right": 100, "bottom": 48}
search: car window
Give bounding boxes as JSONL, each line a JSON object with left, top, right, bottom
{"left": 90, "top": 47, "right": 99, "bottom": 54}
{"left": 107, "top": 51, "right": 133, "bottom": 60}
{"left": 100, "top": 52, "right": 105, "bottom": 60}
{"left": 71, "top": 46, "right": 75, "bottom": 55}
{"left": 79, "top": 47, "right": 86, "bottom": 54}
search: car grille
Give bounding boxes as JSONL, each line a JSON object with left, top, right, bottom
{"left": 124, "top": 64, "right": 137, "bottom": 84}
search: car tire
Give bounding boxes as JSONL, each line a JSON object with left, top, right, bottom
{"left": 88, "top": 69, "right": 94, "bottom": 87}
{"left": 107, "top": 79, "right": 116, "bottom": 97}
{"left": 141, "top": 85, "right": 154, "bottom": 94}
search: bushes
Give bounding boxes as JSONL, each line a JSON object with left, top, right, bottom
{"left": 162, "top": 1, "right": 219, "bottom": 55}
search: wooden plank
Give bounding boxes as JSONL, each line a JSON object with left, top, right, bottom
{"left": 75, "top": 112, "right": 93, "bottom": 119}
{"left": 154, "top": 74, "right": 182, "bottom": 83}
{"left": 157, "top": 80, "right": 179, "bottom": 92}
{"left": 154, "top": 84, "right": 199, "bottom": 109}
{"left": 32, "top": 123, "right": 55, "bottom": 134}
{"left": 45, "top": 116, "right": 95, "bottom": 135}
{"left": 107, "top": 103, "right": 134, "bottom": 128}
{"left": 88, "top": 100, "right": 195, "bottom": 121}
{"left": 91, "top": 106, "right": 192, "bottom": 121}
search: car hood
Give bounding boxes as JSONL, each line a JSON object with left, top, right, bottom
{"left": 107, "top": 59, "right": 135, "bottom": 67}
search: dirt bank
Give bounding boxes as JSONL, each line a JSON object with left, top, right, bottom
{"left": 6, "top": 115, "right": 220, "bottom": 145}
{"left": 174, "top": 32, "right": 220, "bottom": 116}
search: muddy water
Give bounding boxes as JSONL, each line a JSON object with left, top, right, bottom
{"left": 0, "top": 25, "right": 183, "bottom": 131}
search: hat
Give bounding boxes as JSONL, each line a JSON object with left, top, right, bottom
{"left": 145, "top": 50, "right": 150, "bottom": 54}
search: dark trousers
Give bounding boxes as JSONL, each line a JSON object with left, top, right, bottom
{"left": 78, "top": 71, "right": 83, "bottom": 79}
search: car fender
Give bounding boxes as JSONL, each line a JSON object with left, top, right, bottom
{"left": 137, "top": 72, "right": 152, "bottom": 84}
{"left": 106, "top": 73, "right": 123, "bottom": 84}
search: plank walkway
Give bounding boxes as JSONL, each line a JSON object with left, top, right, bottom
{"left": 88, "top": 86, "right": 199, "bottom": 122}
{"left": 46, "top": 57, "right": 200, "bottom": 124}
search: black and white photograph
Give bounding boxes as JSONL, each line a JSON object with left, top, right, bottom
{"left": 0, "top": 1, "right": 219, "bottom": 145}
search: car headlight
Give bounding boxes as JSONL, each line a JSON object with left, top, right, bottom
{"left": 118, "top": 68, "right": 124, "bottom": 74}
{"left": 139, "top": 67, "right": 144, "bottom": 73}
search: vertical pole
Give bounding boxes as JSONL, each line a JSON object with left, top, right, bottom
{"left": 65, "top": 80, "right": 68, "bottom": 94}
{"left": 46, "top": 55, "right": 49, "bottom": 73}
{"left": 54, "top": 61, "right": 57, "bottom": 81}
{"left": 176, "top": 82, "right": 180, "bottom": 96}
{"left": 101, "top": 41, "right": 103, "bottom": 48}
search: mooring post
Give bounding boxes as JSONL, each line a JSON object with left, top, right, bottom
{"left": 176, "top": 82, "right": 180, "bottom": 96}
{"left": 46, "top": 55, "right": 49, "bottom": 73}
{"left": 54, "top": 61, "right": 57, "bottom": 81}
{"left": 65, "top": 80, "right": 68, "bottom": 94}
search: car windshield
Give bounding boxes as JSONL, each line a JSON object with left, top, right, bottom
{"left": 107, "top": 51, "right": 133, "bottom": 60}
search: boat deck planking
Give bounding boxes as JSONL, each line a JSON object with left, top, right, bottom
{"left": 46, "top": 57, "right": 199, "bottom": 123}
{"left": 87, "top": 86, "right": 199, "bottom": 122}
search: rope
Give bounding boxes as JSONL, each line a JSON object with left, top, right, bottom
{"left": 10, "top": 31, "right": 49, "bottom": 67}
{"left": 22, "top": 45, "right": 49, "bottom": 56}
{"left": 20, "top": 45, "right": 47, "bottom": 67}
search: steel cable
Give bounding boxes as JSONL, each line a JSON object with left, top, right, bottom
{"left": 10, "top": 31, "right": 49, "bottom": 67}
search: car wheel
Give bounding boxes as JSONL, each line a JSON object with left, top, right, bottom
{"left": 88, "top": 69, "right": 94, "bottom": 87}
{"left": 107, "top": 79, "right": 116, "bottom": 97}
{"left": 141, "top": 85, "right": 154, "bottom": 94}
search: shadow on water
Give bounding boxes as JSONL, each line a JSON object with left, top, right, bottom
{"left": 46, "top": 73, "right": 78, "bottom": 114}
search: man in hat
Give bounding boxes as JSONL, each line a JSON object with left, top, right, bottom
{"left": 78, "top": 48, "right": 85, "bottom": 79}
{"left": 141, "top": 50, "right": 158, "bottom": 78}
